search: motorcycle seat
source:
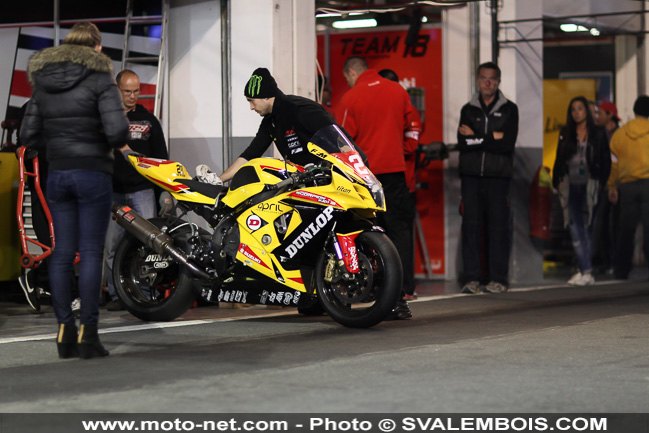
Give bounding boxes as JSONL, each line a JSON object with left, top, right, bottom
{"left": 176, "top": 179, "right": 228, "bottom": 199}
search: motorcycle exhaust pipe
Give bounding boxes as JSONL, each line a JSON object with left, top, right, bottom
{"left": 112, "top": 204, "right": 213, "bottom": 280}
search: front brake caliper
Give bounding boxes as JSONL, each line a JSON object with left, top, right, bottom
{"left": 324, "top": 254, "right": 336, "bottom": 283}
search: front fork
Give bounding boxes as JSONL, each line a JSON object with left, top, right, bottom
{"left": 324, "top": 231, "right": 361, "bottom": 283}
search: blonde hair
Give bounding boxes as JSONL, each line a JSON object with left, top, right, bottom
{"left": 63, "top": 22, "right": 101, "bottom": 48}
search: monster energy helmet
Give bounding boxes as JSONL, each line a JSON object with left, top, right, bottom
{"left": 244, "top": 67, "right": 279, "bottom": 99}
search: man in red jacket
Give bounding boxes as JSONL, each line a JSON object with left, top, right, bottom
{"left": 339, "top": 56, "right": 414, "bottom": 319}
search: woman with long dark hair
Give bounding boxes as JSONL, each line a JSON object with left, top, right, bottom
{"left": 552, "top": 96, "right": 611, "bottom": 285}
{"left": 20, "top": 22, "right": 129, "bottom": 359}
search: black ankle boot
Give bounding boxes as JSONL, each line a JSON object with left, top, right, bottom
{"left": 77, "top": 324, "right": 109, "bottom": 359}
{"left": 57, "top": 323, "right": 79, "bottom": 359}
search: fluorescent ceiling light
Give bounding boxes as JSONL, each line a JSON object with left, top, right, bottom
{"left": 317, "top": 12, "right": 364, "bottom": 18}
{"left": 422, "top": 16, "right": 428, "bottom": 23}
{"left": 332, "top": 19, "right": 377, "bottom": 29}
{"left": 590, "top": 28, "right": 600, "bottom": 36}
{"left": 560, "top": 23, "right": 589, "bottom": 32}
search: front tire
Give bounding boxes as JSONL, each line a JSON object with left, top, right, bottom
{"left": 113, "top": 218, "right": 197, "bottom": 321}
{"left": 315, "top": 231, "right": 402, "bottom": 328}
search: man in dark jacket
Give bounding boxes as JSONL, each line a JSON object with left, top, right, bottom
{"left": 104, "top": 69, "right": 169, "bottom": 311}
{"left": 457, "top": 62, "right": 519, "bottom": 294}
{"left": 220, "top": 67, "right": 346, "bottom": 181}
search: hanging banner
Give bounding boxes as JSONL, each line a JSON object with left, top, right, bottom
{"left": 6, "top": 26, "right": 160, "bottom": 121}
{"left": 318, "top": 27, "right": 442, "bottom": 144}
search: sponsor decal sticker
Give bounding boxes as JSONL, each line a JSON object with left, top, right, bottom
{"left": 238, "top": 244, "right": 270, "bottom": 269}
{"left": 145, "top": 254, "right": 169, "bottom": 262}
{"left": 257, "top": 203, "right": 285, "bottom": 213}
{"left": 218, "top": 289, "right": 248, "bottom": 303}
{"left": 136, "top": 158, "right": 175, "bottom": 167}
{"left": 246, "top": 214, "right": 263, "bottom": 231}
{"left": 285, "top": 206, "right": 335, "bottom": 258}
{"left": 289, "top": 190, "right": 340, "bottom": 207}
{"left": 247, "top": 75, "right": 263, "bottom": 97}
{"left": 336, "top": 233, "right": 360, "bottom": 273}
{"left": 309, "top": 148, "right": 329, "bottom": 159}
{"left": 405, "top": 131, "right": 420, "bottom": 140}
{"left": 130, "top": 123, "right": 150, "bottom": 133}
{"left": 128, "top": 121, "right": 152, "bottom": 140}
{"left": 260, "top": 290, "right": 301, "bottom": 305}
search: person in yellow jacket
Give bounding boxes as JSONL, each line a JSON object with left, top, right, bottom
{"left": 607, "top": 95, "right": 649, "bottom": 279}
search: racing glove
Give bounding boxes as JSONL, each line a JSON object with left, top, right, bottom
{"left": 196, "top": 164, "right": 223, "bottom": 185}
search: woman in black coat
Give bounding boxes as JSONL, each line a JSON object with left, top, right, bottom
{"left": 552, "top": 96, "right": 611, "bottom": 286}
{"left": 20, "top": 22, "right": 129, "bottom": 359}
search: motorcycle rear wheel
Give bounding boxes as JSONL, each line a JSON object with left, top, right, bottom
{"left": 113, "top": 218, "right": 197, "bottom": 321}
{"left": 315, "top": 231, "right": 402, "bottom": 328}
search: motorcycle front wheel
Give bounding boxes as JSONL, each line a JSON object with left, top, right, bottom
{"left": 113, "top": 218, "right": 197, "bottom": 321}
{"left": 315, "top": 231, "right": 402, "bottom": 328}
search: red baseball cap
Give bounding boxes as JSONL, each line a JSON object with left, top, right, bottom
{"left": 598, "top": 101, "right": 619, "bottom": 121}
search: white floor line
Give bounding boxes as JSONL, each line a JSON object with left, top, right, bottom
{"left": 0, "top": 311, "right": 296, "bottom": 345}
{"left": 0, "top": 279, "right": 634, "bottom": 345}
{"left": 408, "top": 279, "right": 629, "bottom": 303}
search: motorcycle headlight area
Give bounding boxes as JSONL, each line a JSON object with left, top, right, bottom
{"left": 366, "top": 182, "right": 385, "bottom": 209}
{"left": 334, "top": 167, "right": 384, "bottom": 209}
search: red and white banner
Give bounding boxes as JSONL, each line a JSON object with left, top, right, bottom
{"left": 6, "top": 26, "right": 160, "bottom": 120}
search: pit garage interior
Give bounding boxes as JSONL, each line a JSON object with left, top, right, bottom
{"left": 1, "top": 0, "right": 648, "bottom": 289}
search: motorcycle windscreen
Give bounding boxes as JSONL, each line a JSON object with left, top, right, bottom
{"left": 309, "top": 125, "right": 384, "bottom": 209}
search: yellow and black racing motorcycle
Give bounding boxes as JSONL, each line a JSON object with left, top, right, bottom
{"left": 112, "top": 125, "right": 401, "bottom": 328}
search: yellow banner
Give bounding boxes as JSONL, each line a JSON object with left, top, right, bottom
{"left": 543, "top": 79, "right": 596, "bottom": 177}
{"left": 0, "top": 153, "right": 21, "bottom": 281}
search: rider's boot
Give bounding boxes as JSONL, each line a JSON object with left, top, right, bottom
{"left": 77, "top": 324, "right": 110, "bottom": 359}
{"left": 56, "top": 323, "right": 79, "bottom": 359}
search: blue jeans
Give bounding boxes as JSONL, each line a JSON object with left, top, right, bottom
{"left": 104, "top": 189, "right": 157, "bottom": 300}
{"left": 47, "top": 170, "right": 112, "bottom": 325}
{"left": 567, "top": 184, "right": 597, "bottom": 274}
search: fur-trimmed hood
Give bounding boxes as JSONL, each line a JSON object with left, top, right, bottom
{"left": 28, "top": 44, "right": 114, "bottom": 93}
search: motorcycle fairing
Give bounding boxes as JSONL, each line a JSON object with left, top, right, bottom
{"left": 216, "top": 229, "right": 310, "bottom": 302}
{"left": 223, "top": 158, "right": 301, "bottom": 209}
{"left": 234, "top": 206, "right": 307, "bottom": 292}
{"left": 128, "top": 155, "right": 218, "bottom": 205}
{"left": 224, "top": 153, "right": 380, "bottom": 294}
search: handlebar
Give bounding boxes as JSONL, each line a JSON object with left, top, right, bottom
{"left": 269, "top": 176, "right": 296, "bottom": 191}
{"left": 265, "top": 165, "right": 329, "bottom": 191}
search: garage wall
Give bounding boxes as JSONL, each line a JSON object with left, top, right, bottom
{"left": 168, "top": 0, "right": 314, "bottom": 175}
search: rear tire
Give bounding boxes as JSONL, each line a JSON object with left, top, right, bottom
{"left": 315, "top": 231, "right": 401, "bottom": 328}
{"left": 113, "top": 218, "right": 197, "bottom": 321}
